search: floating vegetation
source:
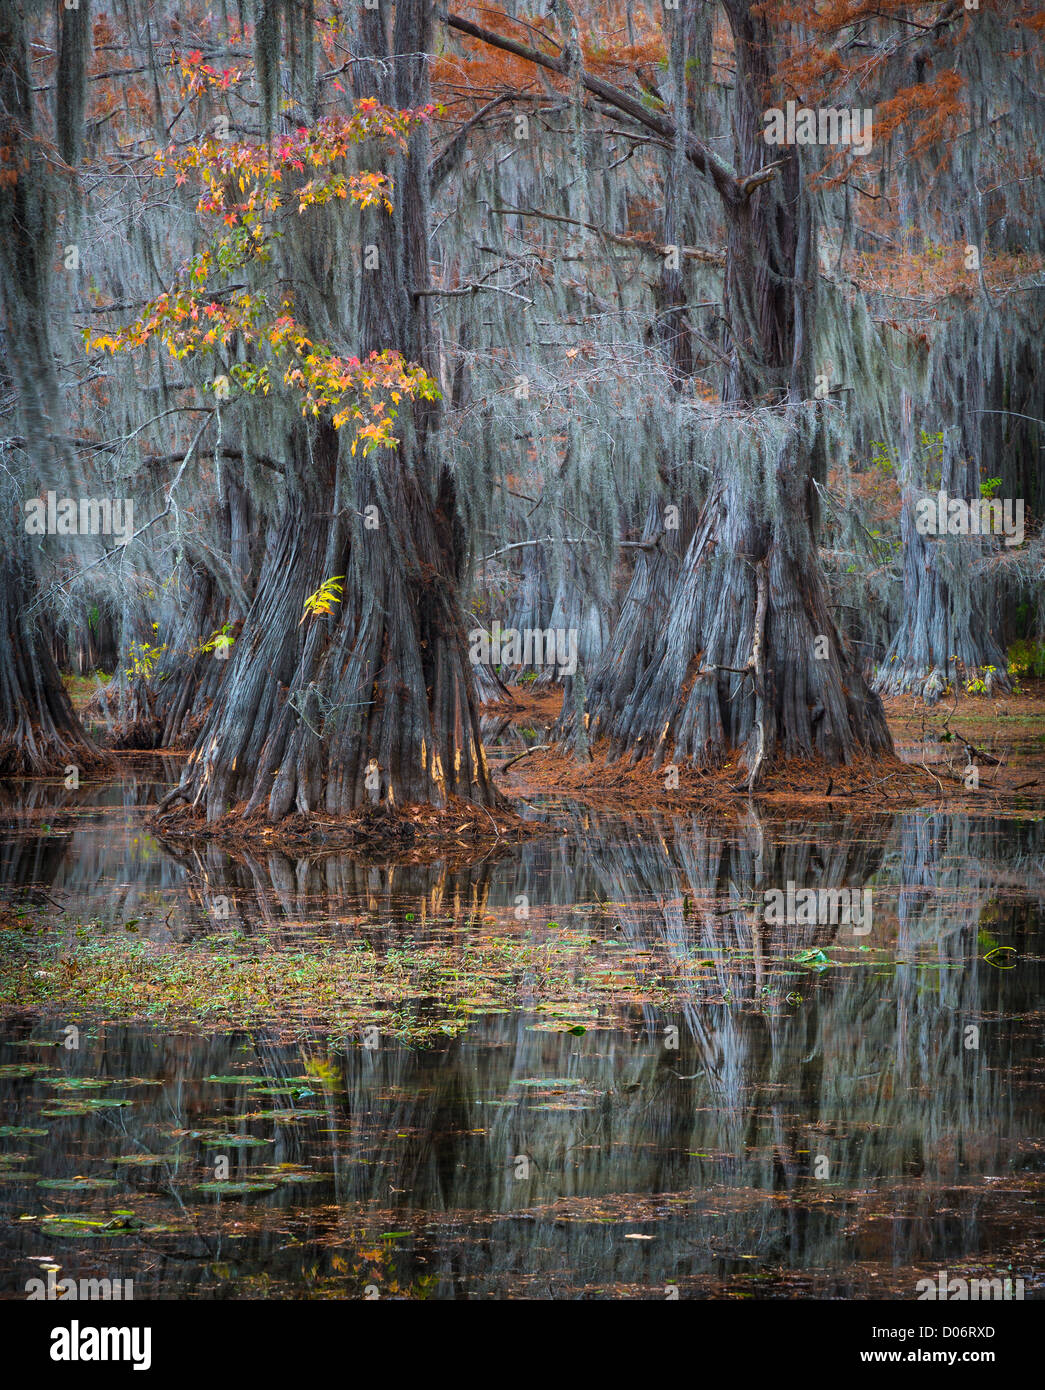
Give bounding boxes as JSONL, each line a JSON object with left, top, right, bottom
{"left": 36, "top": 1177, "right": 120, "bottom": 1191}
{"left": 243, "top": 1109, "right": 318, "bottom": 1123}
{"left": 512, "top": 1077, "right": 589, "bottom": 1088}
{"left": 110, "top": 1152, "right": 181, "bottom": 1166}
{"left": 984, "top": 946, "right": 1018, "bottom": 969}
{"left": 204, "top": 1075, "right": 269, "bottom": 1085}
{"left": 247, "top": 1085, "right": 317, "bottom": 1097}
{"left": 40, "top": 1099, "right": 133, "bottom": 1116}
{"left": 38, "top": 1214, "right": 162, "bottom": 1239}
{"left": 46, "top": 1077, "right": 113, "bottom": 1090}
{"left": 193, "top": 1182, "right": 278, "bottom": 1195}
{"left": 259, "top": 1166, "right": 326, "bottom": 1185}
{"left": 0, "top": 922, "right": 678, "bottom": 1043}
{"left": 793, "top": 949, "right": 832, "bottom": 972}
{"left": 199, "top": 1135, "right": 274, "bottom": 1148}
{"left": 0, "top": 770, "right": 1042, "bottom": 1304}
{"left": 525, "top": 1021, "right": 588, "bottom": 1034}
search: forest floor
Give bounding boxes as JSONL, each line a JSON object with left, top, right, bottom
{"left": 489, "top": 679, "right": 1045, "bottom": 817}
{"left": 57, "top": 677, "right": 1045, "bottom": 855}
{"left": 146, "top": 793, "right": 542, "bottom": 864}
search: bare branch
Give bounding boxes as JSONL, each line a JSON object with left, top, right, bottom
{"left": 443, "top": 11, "right": 746, "bottom": 202}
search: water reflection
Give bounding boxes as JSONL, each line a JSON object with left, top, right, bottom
{"left": 0, "top": 764, "right": 1041, "bottom": 1299}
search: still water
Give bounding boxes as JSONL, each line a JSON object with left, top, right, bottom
{"left": 0, "top": 761, "right": 1041, "bottom": 1298}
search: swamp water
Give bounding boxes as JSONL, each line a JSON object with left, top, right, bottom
{"left": 0, "top": 759, "right": 1041, "bottom": 1299}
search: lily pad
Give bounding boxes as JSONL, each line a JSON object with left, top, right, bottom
{"left": 0, "top": 1064, "right": 52, "bottom": 1078}
{"left": 193, "top": 1181, "right": 277, "bottom": 1195}
{"left": 243, "top": 1108, "right": 317, "bottom": 1122}
{"left": 512, "top": 1077, "right": 588, "bottom": 1087}
{"left": 41, "top": 1099, "right": 133, "bottom": 1116}
{"left": 46, "top": 1078, "right": 112, "bottom": 1091}
{"left": 110, "top": 1153, "right": 181, "bottom": 1166}
{"left": 0, "top": 1126, "right": 48, "bottom": 1137}
{"left": 37, "top": 1178, "right": 120, "bottom": 1191}
{"left": 793, "top": 949, "right": 831, "bottom": 970}
{"left": 203, "top": 1075, "right": 269, "bottom": 1085}
{"left": 39, "top": 1215, "right": 159, "bottom": 1239}
{"left": 264, "top": 1169, "right": 326, "bottom": 1185}
{"left": 38, "top": 1218, "right": 124, "bottom": 1239}
{"left": 199, "top": 1135, "right": 274, "bottom": 1148}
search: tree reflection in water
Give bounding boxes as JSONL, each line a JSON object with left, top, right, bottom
{"left": 0, "top": 774, "right": 1041, "bottom": 1298}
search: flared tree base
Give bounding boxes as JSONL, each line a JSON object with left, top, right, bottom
{"left": 580, "top": 482, "right": 894, "bottom": 789}
{"left": 0, "top": 556, "right": 110, "bottom": 779}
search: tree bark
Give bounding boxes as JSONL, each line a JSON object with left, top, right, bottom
{"left": 0, "top": 0, "right": 104, "bottom": 778}
{"left": 161, "top": 0, "right": 499, "bottom": 823}
{"left": 0, "top": 551, "right": 106, "bottom": 777}
{"left": 583, "top": 0, "right": 893, "bottom": 781}
{"left": 874, "top": 387, "right": 1011, "bottom": 702}
{"left": 578, "top": 492, "right": 694, "bottom": 745}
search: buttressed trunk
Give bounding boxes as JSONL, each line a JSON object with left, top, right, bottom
{"left": 163, "top": 0, "right": 497, "bottom": 822}
{"left": 593, "top": 0, "right": 892, "bottom": 785}
{"left": 0, "top": 0, "right": 102, "bottom": 778}
{"left": 875, "top": 386, "right": 1011, "bottom": 703}
{"left": 0, "top": 550, "right": 105, "bottom": 778}
{"left": 875, "top": 487, "right": 1009, "bottom": 704}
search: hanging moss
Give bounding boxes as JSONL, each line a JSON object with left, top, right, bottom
{"left": 0, "top": 0, "right": 59, "bottom": 464}
{"left": 254, "top": 0, "right": 282, "bottom": 140}
{"left": 56, "top": 0, "right": 91, "bottom": 167}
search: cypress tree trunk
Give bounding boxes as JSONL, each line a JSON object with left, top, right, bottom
{"left": 547, "top": 546, "right": 609, "bottom": 680}
{"left": 0, "top": 550, "right": 105, "bottom": 777}
{"left": 155, "top": 473, "right": 252, "bottom": 748}
{"left": 874, "top": 390, "right": 1011, "bottom": 703}
{"left": 97, "top": 567, "right": 222, "bottom": 751}
{"left": 574, "top": 4, "right": 704, "bottom": 747}
{"left": 875, "top": 499, "right": 1010, "bottom": 706}
{"left": 589, "top": 0, "right": 892, "bottom": 784}
{"left": 100, "top": 465, "right": 252, "bottom": 749}
{"left": 614, "top": 454, "right": 891, "bottom": 782}
{"left": 161, "top": 0, "right": 498, "bottom": 823}
{"left": 504, "top": 540, "right": 552, "bottom": 684}
{"left": 0, "top": 0, "right": 102, "bottom": 777}
{"left": 155, "top": 568, "right": 231, "bottom": 749}
{"left": 472, "top": 661, "right": 512, "bottom": 706}
{"left": 579, "top": 492, "right": 694, "bottom": 744}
